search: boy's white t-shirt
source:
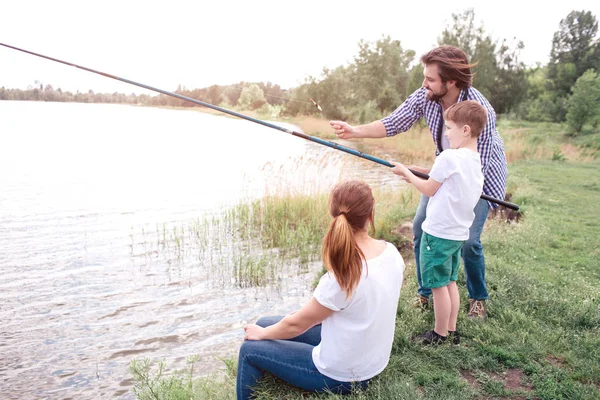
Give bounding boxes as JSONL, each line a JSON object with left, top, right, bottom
{"left": 311, "top": 242, "right": 404, "bottom": 381}
{"left": 422, "top": 148, "right": 484, "bottom": 241}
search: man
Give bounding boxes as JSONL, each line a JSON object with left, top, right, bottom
{"left": 329, "top": 45, "right": 508, "bottom": 319}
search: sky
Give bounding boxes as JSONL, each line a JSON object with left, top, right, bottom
{"left": 1, "top": 0, "right": 599, "bottom": 96}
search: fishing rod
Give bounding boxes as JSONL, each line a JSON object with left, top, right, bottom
{"left": 0, "top": 42, "right": 519, "bottom": 210}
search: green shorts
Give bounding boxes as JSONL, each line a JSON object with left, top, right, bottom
{"left": 420, "top": 232, "right": 465, "bottom": 289}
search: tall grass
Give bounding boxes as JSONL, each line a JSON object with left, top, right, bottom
{"left": 130, "top": 185, "right": 419, "bottom": 289}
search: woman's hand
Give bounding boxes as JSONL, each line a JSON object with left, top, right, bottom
{"left": 243, "top": 298, "right": 333, "bottom": 341}
{"left": 244, "top": 324, "right": 266, "bottom": 341}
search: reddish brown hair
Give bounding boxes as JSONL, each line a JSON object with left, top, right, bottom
{"left": 421, "top": 46, "right": 476, "bottom": 89}
{"left": 321, "top": 180, "right": 375, "bottom": 298}
{"left": 444, "top": 100, "right": 488, "bottom": 137}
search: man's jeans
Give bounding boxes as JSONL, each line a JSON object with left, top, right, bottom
{"left": 236, "top": 316, "right": 369, "bottom": 400}
{"left": 413, "top": 195, "right": 490, "bottom": 300}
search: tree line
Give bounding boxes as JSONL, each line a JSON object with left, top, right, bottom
{"left": 1, "top": 9, "right": 599, "bottom": 134}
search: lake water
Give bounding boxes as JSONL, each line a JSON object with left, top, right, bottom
{"left": 0, "top": 101, "right": 404, "bottom": 399}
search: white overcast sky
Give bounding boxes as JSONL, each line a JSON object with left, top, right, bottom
{"left": 1, "top": 0, "right": 599, "bottom": 95}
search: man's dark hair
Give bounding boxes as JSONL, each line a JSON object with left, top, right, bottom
{"left": 421, "top": 46, "right": 476, "bottom": 89}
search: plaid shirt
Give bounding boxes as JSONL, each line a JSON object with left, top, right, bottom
{"left": 381, "top": 86, "right": 507, "bottom": 208}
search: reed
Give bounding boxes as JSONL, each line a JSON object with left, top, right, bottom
{"left": 129, "top": 184, "right": 417, "bottom": 290}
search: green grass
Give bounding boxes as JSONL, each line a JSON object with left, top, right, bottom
{"left": 573, "top": 132, "right": 600, "bottom": 154}
{"left": 131, "top": 160, "right": 600, "bottom": 399}
{"left": 496, "top": 119, "right": 599, "bottom": 163}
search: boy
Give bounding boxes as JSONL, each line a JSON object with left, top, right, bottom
{"left": 391, "top": 100, "right": 486, "bottom": 345}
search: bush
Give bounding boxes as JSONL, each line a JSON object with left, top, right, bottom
{"left": 566, "top": 69, "right": 600, "bottom": 134}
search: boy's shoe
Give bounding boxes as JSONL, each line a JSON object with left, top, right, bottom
{"left": 413, "top": 295, "right": 430, "bottom": 310}
{"left": 448, "top": 330, "right": 461, "bottom": 345}
{"left": 412, "top": 329, "right": 447, "bottom": 345}
{"left": 467, "top": 299, "right": 487, "bottom": 320}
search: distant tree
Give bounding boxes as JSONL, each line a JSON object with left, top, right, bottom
{"left": 406, "top": 64, "right": 424, "bottom": 96}
{"left": 238, "top": 84, "right": 266, "bottom": 110}
{"left": 352, "top": 35, "right": 415, "bottom": 114}
{"left": 207, "top": 85, "right": 221, "bottom": 105}
{"left": 493, "top": 39, "right": 528, "bottom": 114}
{"left": 222, "top": 83, "right": 243, "bottom": 106}
{"left": 257, "top": 82, "right": 285, "bottom": 106}
{"left": 438, "top": 9, "right": 528, "bottom": 114}
{"left": 517, "top": 65, "right": 554, "bottom": 121}
{"left": 309, "top": 66, "right": 354, "bottom": 120}
{"left": 548, "top": 10, "right": 600, "bottom": 97}
{"left": 566, "top": 69, "right": 600, "bottom": 133}
{"left": 282, "top": 83, "right": 313, "bottom": 116}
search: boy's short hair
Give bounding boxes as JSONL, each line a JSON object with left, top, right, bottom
{"left": 444, "top": 100, "right": 488, "bottom": 138}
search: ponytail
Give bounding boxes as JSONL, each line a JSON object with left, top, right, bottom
{"left": 321, "top": 181, "right": 375, "bottom": 299}
{"left": 321, "top": 214, "right": 365, "bottom": 299}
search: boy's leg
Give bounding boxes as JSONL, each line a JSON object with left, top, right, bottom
{"left": 236, "top": 339, "right": 359, "bottom": 400}
{"left": 432, "top": 286, "right": 450, "bottom": 336}
{"left": 416, "top": 233, "right": 464, "bottom": 344}
{"left": 413, "top": 195, "right": 431, "bottom": 299}
{"left": 256, "top": 316, "right": 321, "bottom": 346}
{"left": 447, "top": 281, "right": 460, "bottom": 331}
{"left": 463, "top": 198, "right": 490, "bottom": 302}
{"left": 448, "top": 244, "right": 461, "bottom": 331}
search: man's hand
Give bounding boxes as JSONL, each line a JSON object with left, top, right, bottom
{"left": 243, "top": 324, "right": 265, "bottom": 341}
{"left": 330, "top": 121, "right": 356, "bottom": 139}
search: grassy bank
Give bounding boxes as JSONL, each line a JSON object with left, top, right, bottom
{"left": 131, "top": 159, "right": 600, "bottom": 399}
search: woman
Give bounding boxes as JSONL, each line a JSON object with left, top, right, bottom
{"left": 236, "top": 180, "right": 405, "bottom": 399}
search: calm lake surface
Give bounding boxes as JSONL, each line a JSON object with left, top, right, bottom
{"left": 0, "top": 101, "right": 404, "bottom": 399}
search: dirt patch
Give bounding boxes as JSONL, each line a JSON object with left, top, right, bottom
{"left": 394, "top": 222, "right": 414, "bottom": 238}
{"left": 392, "top": 222, "right": 415, "bottom": 258}
{"left": 461, "top": 370, "right": 481, "bottom": 390}
{"left": 489, "top": 368, "right": 532, "bottom": 392}
{"left": 546, "top": 355, "right": 566, "bottom": 368}
{"left": 462, "top": 368, "right": 535, "bottom": 398}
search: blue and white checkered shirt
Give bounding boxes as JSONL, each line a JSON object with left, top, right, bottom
{"left": 381, "top": 86, "right": 507, "bottom": 208}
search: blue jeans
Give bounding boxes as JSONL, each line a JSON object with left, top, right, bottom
{"left": 236, "top": 316, "right": 369, "bottom": 400}
{"left": 413, "top": 195, "right": 490, "bottom": 300}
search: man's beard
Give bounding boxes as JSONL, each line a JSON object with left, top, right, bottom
{"left": 426, "top": 84, "right": 448, "bottom": 101}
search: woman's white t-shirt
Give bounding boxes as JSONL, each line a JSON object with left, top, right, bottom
{"left": 422, "top": 148, "right": 484, "bottom": 241}
{"left": 311, "top": 241, "right": 404, "bottom": 381}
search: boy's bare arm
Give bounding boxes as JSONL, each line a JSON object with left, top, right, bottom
{"left": 390, "top": 162, "right": 441, "bottom": 197}
{"left": 408, "top": 174, "right": 442, "bottom": 197}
